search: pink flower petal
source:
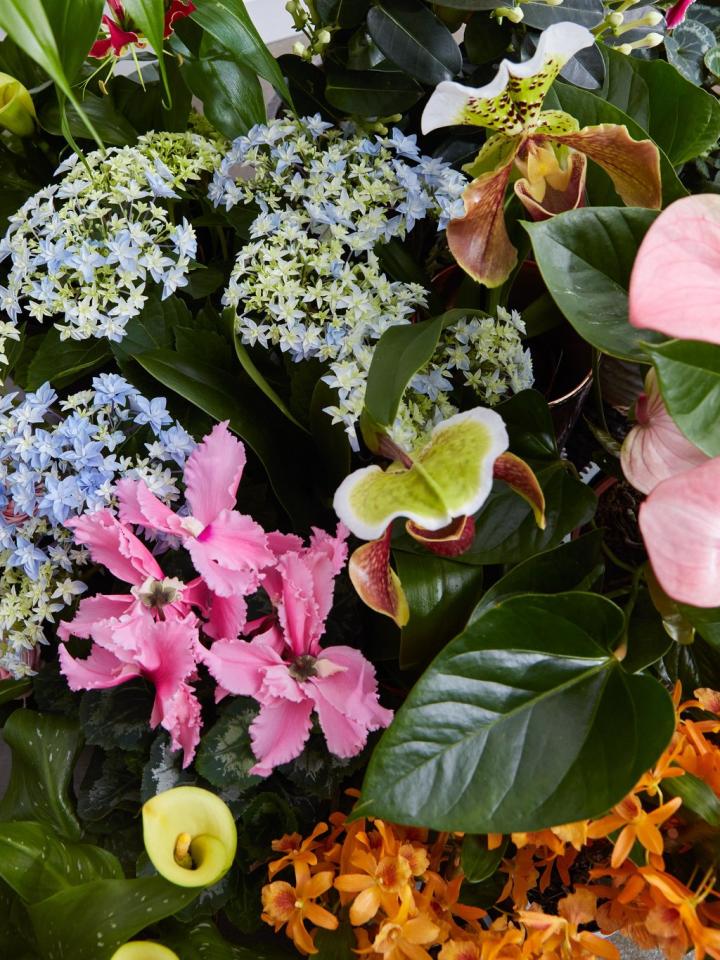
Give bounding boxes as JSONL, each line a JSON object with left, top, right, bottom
{"left": 156, "top": 682, "right": 202, "bottom": 767}
{"left": 187, "top": 509, "right": 271, "bottom": 596}
{"left": 201, "top": 636, "right": 283, "bottom": 699}
{"left": 116, "top": 478, "right": 180, "bottom": 535}
{"left": 621, "top": 369, "right": 709, "bottom": 494}
{"left": 666, "top": 0, "right": 695, "bottom": 27}
{"left": 59, "top": 644, "right": 140, "bottom": 691}
{"left": 628, "top": 194, "right": 720, "bottom": 343}
{"left": 639, "top": 457, "right": 720, "bottom": 607}
{"left": 66, "top": 510, "right": 164, "bottom": 584}
{"left": 57, "top": 594, "right": 133, "bottom": 641}
{"left": 312, "top": 646, "right": 393, "bottom": 730}
{"left": 184, "top": 421, "right": 246, "bottom": 527}
{"left": 309, "top": 693, "right": 369, "bottom": 758}
{"left": 248, "top": 699, "right": 314, "bottom": 776}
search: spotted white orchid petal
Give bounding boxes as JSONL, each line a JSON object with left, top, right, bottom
{"left": 333, "top": 408, "right": 509, "bottom": 541}
{"left": 421, "top": 22, "right": 594, "bottom": 136}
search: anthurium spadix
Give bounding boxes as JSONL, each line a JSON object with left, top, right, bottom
{"left": 111, "top": 944, "right": 179, "bottom": 960}
{"left": 142, "top": 786, "right": 237, "bottom": 888}
{"left": 422, "top": 21, "right": 662, "bottom": 287}
{"left": 334, "top": 408, "right": 546, "bottom": 624}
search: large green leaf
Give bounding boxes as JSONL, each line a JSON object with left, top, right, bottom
{"left": 195, "top": 699, "right": 261, "bottom": 793}
{"left": 0, "top": 678, "right": 32, "bottom": 704}
{"left": 356, "top": 592, "right": 675, "bottom": 832}
{"left": 182, "top": 39, "right": 265, "bottom": 138}
{"left": 458, "top": 462, "right": 597, "bottom": 565}
{"left": 28, "top": 876, "right": 197, "bottom": 960}
{"left": 189, "top": 0, "right": 292, "bottom": 104}
{"left": 548, "top": 81, "right": 687, "bottom": 206}
{"left": 122, "top": 0, "right": 171, "bottom": 103}
{"left": 598, "top": 43, "right": 650, "bottom": 128}
{"left": 0, "top": 0, "right": 103, "bottom": 144}
{"left": 664, "top": 771, "right": 720, "bottom": 827}
{"left": 39, "top": 91, "right": 139, "bottom": 145}
{"left": 161, "top": 920, "right": 291, "bottom": 959}
{"left": 0, "top": 821, "right": 121, "bottom": 905}
{"left": 522, "top": 0, "right": 603, "bottom": 28}
{"left": 626, "top": 54, "right": 720, "bottom": 165}
{"left": 394, "top": 551, "right": 484, "bottom": 669}
{"left": 494, "top": 389, "right": 558, "bottom": 464}
{"left": 0, "top": 710, "right": 81, "bottom": 841}
{"left": 461, "top": 835, "right": 507, "bottom": 882}
{"left": 366, "top": 0, "right": 462, "bottom": 85}
{"left": 525, "top": 207, "right": 663, "bottom": 361}
{"left": 471, "top": 530, "right": 604, "bottom": 620}
{"left": 325, "top": 68, "right": 422, "bottom": 115}
{"left": 136, "top": 349, "right": 313, "bottom": 528}
{"left": 25, "top": 328, "right": 111, "bottom": 390}
{"left": 648, "top": 340, "right": 720, "bottom": 458}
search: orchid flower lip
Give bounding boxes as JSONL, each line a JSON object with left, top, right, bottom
{"left": 421, "top": 21, "right": 595, "bottom": 134}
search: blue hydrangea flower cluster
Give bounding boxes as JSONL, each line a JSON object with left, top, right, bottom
{"left": 0, "top": 131, "right": 223, "bottom": 349}
{"left": 0, "top": 374, "right": 194, "bottom": 677}
{"left": 214, "top": 116, "right": 466, "bottom": 442}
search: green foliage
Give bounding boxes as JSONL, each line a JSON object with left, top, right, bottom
{"left": 366, "top": 0, "right": 462, "bottom": 85}
{"left": 195, "top": 699, "right": 262, "bottom": 794}
{"left": 461, "top": 834, "right": 508, "bottom": 882}
{"left": 356, "top": 593, "right": 675, "bottom": 832}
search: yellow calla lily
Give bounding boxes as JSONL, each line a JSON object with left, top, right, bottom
{"left": 142, "top": 786, "right": 237, "bottom": 888}
{"left": 111, "top": 942, "right": 179, "bottom": 960}
{"left": 0, "top": 72, "right": 36, "bottom": 137}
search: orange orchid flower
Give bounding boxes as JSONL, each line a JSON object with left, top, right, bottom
{"left": 269, "top": 822, "right": 329, "bottom": 882}
{"left": 641, "top": 868, "right": 720, "bottom": 960}
{"left": 334, "top": 850, "right": 414, "bottom": 925}
{"left": 262, "top": 870, "right": 338, "bottom": 955}
{"left": 362, "top": 912, "right": 441, "bottom": 960}
{"left": 587, "top": 794, "right": 682, "bottom": 867}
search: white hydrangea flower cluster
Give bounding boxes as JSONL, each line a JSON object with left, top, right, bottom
{"left": 215, "top": 116, "right": 470, "bottom": 443}
{"left": 0, "top": 374, "right": 195, "bottom": 677}
{"left": 0, "top": 130, "right": 224, "bottom": 347}
{"left": 326, "top": 308, "right": 534, "bottom": 450}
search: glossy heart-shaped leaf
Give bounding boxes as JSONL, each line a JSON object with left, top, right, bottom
{"left": 356, "top": 592, "right": 674, "bottom": 832}
{"left": 648, "top": 340, "right": 720, "bottom": 458}
{"left": 526, "top": 207, "right": 663, "bottom": 361}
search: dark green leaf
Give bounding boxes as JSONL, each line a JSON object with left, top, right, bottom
{"left": 0, "top": 821, "right": 121, "bottom": 905}
{"left": 461, "top": 834, "right": 507, "bottom": 882}
{"left": 111, "top": 294, "right": 187, "bottom": 363}
{"left": 464, "top": 13, "right": 511, "bottom": 65}
{"left": 366, "top": 0, "right": 462, "bottom": 85}
{"left": 560, "top": 43, "right": 605, "bottom": 90}
{"left": 122, "top": 0, "right": 171, "bottom": 102}
{"left": 43, "top": 0, "right": 104, "bottom": 82}
{"left": 190, "top": 0, "right": 292, "bottom": 104}
{"left": 0, "top": 709, "right": 81, "bottom": 840}
{"left": 665, "top": 19, "right": 715, "bottom": 84}
{"left": 195, "top": 699, "right": 262, "bottom": 793}
{"left": 317, "top": 0, "right": 370, "bottom": 26}
{"left": 681, "top": 603, "right": 720, "bottom": 650}
{"left": 495, "top": 388, "right": 558, "bottom": 464}
{"left": 0, "top": 678, "right": 32, "bottom": 705}
{"left": 77, "top": 750, "right": 140, "bottom": 822}
{"left": 39, "top": 91, "right": 139, "bottom": 145}
{"left": 325, "top": 68, "right": 422, "bottom": 115}
{"left": 356, "top": 593, "right": 675, "bottom": 832}
{"left": 26, "top": 328, "right": 111, "bottom": 390}
{"left": 471, "top": 530, "right": 604, "bottom": 620}
{"left": 623, "top": 588, "right": 674, "bottom": 674}
{"left": 79, "top": 681, "right": 155, "bottom": 752}
{"left": 664, "top": 771, "right": 720, "bottom": 827}
{"left": 141, "top": 732, "right": 195, "bottom": 802}
{"left": 182, "top": 39, "right": 266, "bottom": 137}
{"left": 525, "top": 207, "right": 663, "bottom": 361}
{"left": 28, "top": 875, "right": 197, "bottom": 960}
{"left": 522, "top": 0, "right": 603, "bottom": 27}
{"left": 310, "top": 380, "right": 352, "bottom": 490}
{"left": 649, "top": 340, "right": 720, "bottom": 458}
{"left": 236, "top": 793, "right": 298, "bottom": 864}
{"left": 598, "top": 44, "right": 650, "bottom": 129}
{"left": 315, "top": 921, "right": 357, "bottom": 959}
{"left": 277, "top": 55, "right": 340, "bottom": 121}
{"left": 395, "top": 551, "right": 484, "bottom": 669}
{"left": 162, "top": 919, "right": 286, "bottom": 959}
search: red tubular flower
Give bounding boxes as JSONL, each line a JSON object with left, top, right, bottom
{"left": 89, "top": 0, "right": 196, "bottom": 59}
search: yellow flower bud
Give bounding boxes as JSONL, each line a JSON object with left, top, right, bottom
{"left": 0, "top": 73, "right": 36, "bottom": 137}
{"left": 111, "top": 943, "right": 179, "bottom": 960}
{"left": 608, "top": 11, "right": 624, "bottom": 26}
{"left": 317, "top": 29, "right": 332, "bottom": 45}
{"left": 494, "top": 5, "right": 524, "bottom": 22}
{"left": 142, "top": 786, "right": 237, "bottom": 889}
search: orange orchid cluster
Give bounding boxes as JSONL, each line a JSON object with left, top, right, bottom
{"left": 261, "top": 685, "right": 720, "bottom": 960}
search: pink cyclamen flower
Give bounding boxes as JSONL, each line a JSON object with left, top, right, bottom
{"left": 117, "top": 421, "right": 273, "bottom": 598}
{"left": 629, "top": 194, "right": 720, "bottom": 343}
{"left": 640, "top": 457, "right": 720, "bottom": 608}
{"left": 60, "top": 613, "right": 202, "bottom": 765}
{"left": 202, "top": 524, "right": 392, "bottom": 775}
{"left": 666, "top": 0, "right": 695, "bottom": 28}
{"left": 621, "top": 369, "right": 708, "bottom": 495}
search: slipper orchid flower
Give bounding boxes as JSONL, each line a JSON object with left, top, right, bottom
{"left": 621, "top": 369, "right": 708, "bottom": 495}
{"left": 117, "top": 421, "right": 274, "bottom": 598}
{"left": 422, "top": 22, "right": 661, "bottom": 287}
{"left": 202, "top": 526, "right": 393, "bottom": 776}
{"left": 142, "top": 786, "right": 237, "bottom": 887}
{"left": 333, "top": 408, "right": 545, "bottom": 625}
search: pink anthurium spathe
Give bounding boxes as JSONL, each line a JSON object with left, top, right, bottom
{"left": 422, "top": 21, "right": 661, "bottom": 287}
{"left": 640, "top": 458, "right": 720, "bottom": 608}
{"left": 621, "top": 369, "right": 709, "bottom": 495}
{"left": 629, "top": 194, "right": 720, "bottom": 343}
{"left": 117, "top": 421, "right": 273, "bottom": 598}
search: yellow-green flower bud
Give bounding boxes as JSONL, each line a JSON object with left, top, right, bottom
{"left": 317, "top": 28, "right": 332, "bottom": 45}
{"left": 142, "top": 786, "right": 237, "bottom": 889}
{"left": 494, "top": 5, "right": 524, "bottom": 22}
{"left": 111, "top": 943, "right": 179, "bottom": 960}
{"left": 0, "top": 73, "right": 36, "bottom": 137}
{"left": 608, "top": 11, "right": 624, "bottom": 26}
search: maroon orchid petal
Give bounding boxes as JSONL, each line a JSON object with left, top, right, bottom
{"left": 406, "top": 515, "right": 476, "bottom": 557}
{"left": 514, "top": 147, "right": 587, "bottom": 221}
{"left": 348, "top": 527, "right": 409, "bottom": 627}
{"left": 493, "top": 452, "right": 546, "bottom": 529}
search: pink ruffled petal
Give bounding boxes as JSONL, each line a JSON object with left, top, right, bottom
{"left": 187, "top": 510, "right": 271, "bottom": 596}
{"left": 59, "top": 644, "right": 140, "bottom": 691}
{"left": 116, "top": 478, "right": 180, "bottom": 535}
{"left": 139, "top": 616, "right": 199, "bottom": 704}
{"left": 312, "top": 646, "right": 393, "bottom": 730}
{"left": 201, "top": 636, "right": 284, "bottom": 699}
{"left": 628, "top": 194, "right": 720, "bottom": 343}
{"left": 621, "top": 370, "right": 709, "bottom": 495}
{"left": 57, "top": 594, "right": 133, "bottom": 641}
{"left": 639, "top": 458, "right": 720, "bottom": 607}
{"left": 66, "top": 510, "right": 164, "bottom": 584}
{"left": 309, "top": 692, "right": 369, "bottom": 758}
{"left": 184, "top": 421, "right": 246, "bottom": 527}
{"left": 248, "top": 698, "right": 314, "bottom": 776}
{"left": 156, "top": 682, "right": 202, "bottom": 767}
